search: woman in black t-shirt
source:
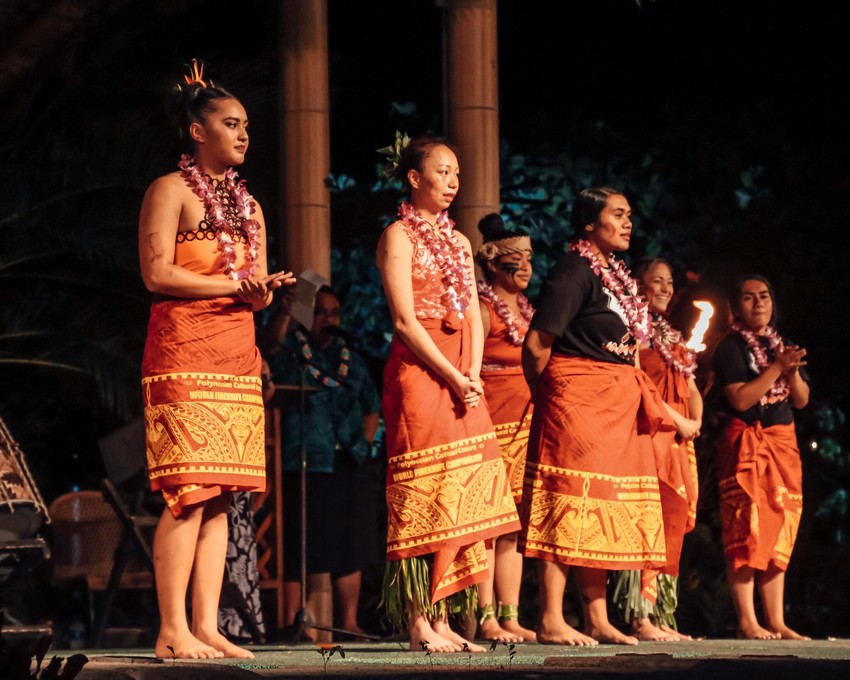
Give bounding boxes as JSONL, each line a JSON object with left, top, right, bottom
{"left": 710, "top": 275, "right": 810, "bottom": 640}
{"left": 520, "top": 187, "right": 686, "bottom": 646}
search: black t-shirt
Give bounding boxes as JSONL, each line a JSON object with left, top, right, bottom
{"left": 710, "top": 331, "right": 808, "bottom": 427}
{"left": 531, "top": 252, "right": 636, "bottom": 365}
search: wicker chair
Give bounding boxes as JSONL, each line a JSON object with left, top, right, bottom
{"left": 48, "top": 490, "right": 153, "bottom": 645}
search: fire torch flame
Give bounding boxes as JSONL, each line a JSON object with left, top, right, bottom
{"left": 686, "top": 301, "right": 715, "bottom": 353}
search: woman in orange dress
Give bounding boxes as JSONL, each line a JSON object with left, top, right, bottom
{"left": 139, "top": 61, "right": 294, "bottom": 659}
{"left": 612, "top": 258, "right": 701, "bottom": 641}
{"left": 473, "top": 214, "right": 537, "bottom": 643}
{"left": 377, "top": 137, "right": 520, "bottom": 653}
{"left": 710, "top": 275, "right": 809, "bottom": 640}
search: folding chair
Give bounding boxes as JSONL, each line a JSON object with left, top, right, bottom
{"left": 92, "top": 417, "right": 158, "bottom": 648}
{"left": 94, "top": 417, "right": 265, "bottom": 646}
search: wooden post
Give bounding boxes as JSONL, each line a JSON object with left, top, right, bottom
{"left": 443, "top": 0, "right": 500, "bottom": 253}
{"left": 280, "top": 0, "right": 331, "bottom": 280}
{"left": 278, "top": 0, "right": 333, "bottom": 639}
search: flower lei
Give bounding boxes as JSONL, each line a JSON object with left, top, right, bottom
{"left": 398, "top": 202, "right": 472, "bottom": 316}
{"left": 568, "top": 239, "right": 650, "bottom": 344}
{"left": 650, "top": 314, "right": 697, "bottom": 378}
{"left": 731, "top": 322, "right": 791, "bottom": 405}
{"left": 477, "top": 281, "right": 534, "bottom": 345}
{"left": 294, "top": 328, "right": 349, "bottom": 388}
{"left": 178, "top": 154, "right": 260, "bottom": 280}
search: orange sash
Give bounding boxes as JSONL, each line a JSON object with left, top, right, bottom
{"left": 718, "top": 419, "right": 802, "bottom": 571}
{"left": 520, "top": 355, "right": 688, "bottom": 575}
{"left": 637, "top": 347, "right": 700, "bottom": 601}
{"left": 382, "top": 315, "right": 520, "bottom": 603}
{"left": 142, "top": 296, "right": 266, "bottom": 517}
{"left": 481, "top": 368, "right": 533, "bottom": 503}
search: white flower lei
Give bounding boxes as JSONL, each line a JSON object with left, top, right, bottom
{"left": 178, "top": 154, "right": 260, "bottom": 280}
{"left": 477, "top": 281, "right": 535, "bottom": 345}
{"left": 568, "top": 239, "right": 651, "bottom": 344}
{"left": 398, "top": 202, "right": 471, "bottom": 316}
{"left": 731, "top": 322, "right": 791, "bottom": 405}
{"left": 650, "top": 314, "right": 697, "bottom": 378}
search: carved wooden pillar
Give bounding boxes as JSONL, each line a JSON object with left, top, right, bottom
{"left": 443, "top": 0, "right": 500, "bottom": 253}
{"left": 280, "top": 0, "right": 331, "bottom": 280}
{"left": 277, "top": 0, "right": 333, "bottom": 642}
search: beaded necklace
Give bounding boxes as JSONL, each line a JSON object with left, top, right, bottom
{"left": 398, "top": 202, "right": 472, "bottom": 316}
{"left": 568, "top": 239, "right": 650, "bottom": 344}
{"left": 731, "top": 322, "right": 790, "bottom": 405}
{"left": 477, "top": 282, "right": 534, "bottom": 345}
{"left": 650, "top": 314, "right": 697, "bottom": 378}
{"left": 294, "top": 329, "right": 350, "bottom": 388}
{"left": 178, "top": 154, "right": 260, "bottom": 280}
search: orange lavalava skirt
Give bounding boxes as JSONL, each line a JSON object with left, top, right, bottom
{"left": 382, "top": 316, "right": 520, "bottom": 604}
{"left": 142, "top": 296, "right": 266, "bottom": 518}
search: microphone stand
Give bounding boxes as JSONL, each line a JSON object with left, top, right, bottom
{"left": 266, "top": 329, "right": 380, "bottom": 643}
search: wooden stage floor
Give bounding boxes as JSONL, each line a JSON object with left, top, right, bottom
{"left": 35, "top": 638, "right": 850, "bottom": 679}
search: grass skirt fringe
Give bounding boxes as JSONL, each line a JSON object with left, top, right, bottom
{"left": 381, "top": 556, "right": 478, "bottom": 630}
{"left": 612, "top": 570, "right": 680, "bottom": 629}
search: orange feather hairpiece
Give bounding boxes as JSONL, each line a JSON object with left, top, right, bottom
{"left": 183, "top": 58, "right": 214, "bottom": 88}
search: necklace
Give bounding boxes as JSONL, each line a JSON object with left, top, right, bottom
{"left": 295, "top": 329, "right": 350, "bottom": 388}
{"left": 398, "top": 202, "right": 472, "bottom": 316}
{"left": 178, "top": 154, "right": 260, "bottom": 280}
{"left": 650, "top": 314, "right": 697, "bottom": 378}
{"left": 477, "top": 282, "right": 534, "bottom": 345}
{"left": 568, "top": 239, "right": 650, "bottom": 344}
{"left": 731, "top": 323, "right": 790, "bottom": 405}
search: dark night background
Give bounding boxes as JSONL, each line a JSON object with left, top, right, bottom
{"left": 2, "top": 0, "right": 849, "bottom": 640}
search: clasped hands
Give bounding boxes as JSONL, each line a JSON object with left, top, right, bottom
{"left": 236, "top": 271, "right": 296, "bottom": 304}
{"left": 776, "top": 343, "right": 807, "bottom": 374}
{"left": 450, "top": 370, "right": 484, "bottom": 408}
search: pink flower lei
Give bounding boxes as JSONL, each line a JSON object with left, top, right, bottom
{"left": 477, "top": 281, "right": 534, "bottom": 345}
{"left": 178, "top": 154, "right": 260, "bottom": 280}
{"left": 731, "top": 322, "right": 791, "bottom": 405}
{"left": 568, "top": 239, "right": 651, "bottom": 344}
{"left": 398, "top": 202, "right": 472, "bottom": 316}
{"left": 651, "top": 314, "right": 697, "bottom": 378}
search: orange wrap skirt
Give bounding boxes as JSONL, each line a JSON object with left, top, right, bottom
{"left": 142, "top": 296, "right": 266, "bottom": 518}
{"left": 382, "top": 316, "right": 521, "bottom": 604}
{"left": 520, "top": 355, "right": 689, "bottom": 575}
{"left": 718, "top": 418, "right": 802, "bottom": 571}
{"left": 481, "top": 367, "right": 533, "bottom": 503}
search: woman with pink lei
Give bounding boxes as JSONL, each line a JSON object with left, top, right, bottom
{"left": 139, "top": 60, "right": 294, "bottom": 659}
{"left": 473, "top": 214, "right": 537, "bottom": 643}
{"left": 710, "top": 275, "right": 810, "bottom": 640}
{"left": 520, "top": 187, "right": 688, "bottom": 646}
{"left": 612, "top": 258, "right": 702, "bottom": 641}
{"left": 377, "top": 137, "right": 520, "bottom": 653}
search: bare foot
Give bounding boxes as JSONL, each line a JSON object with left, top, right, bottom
{"left": 433, "top": 619, "right": 486, "bottom": 652}
{"left": 737, "top": 622, "right": 780, "bottom": 640}
{"left": 155, "top": 629, "right": 223, "bottom": 659}
{"left": 478, "top": 617, "right": 523, "bottom": 643}
{"left": 632, "top": 618, "right": 679, "bottom": 642}
{"left": 501, "top": 619, "right": 537, "bottom": 643}
{"left": 408, "top": 615, "right": 461, "bottom": 653}
{"left": 659, "top": 624, "right": 693, "bottom": 641}
{"left": 538, "top": 615, "right": 598, "bottom": 646}
{"left": 769, "top": 625, "right": 811, "bottom": 641}
{"left": 587, "top": 622, "right": 639, "bottom": 645}
{"left": 194, "top": 628, "right": 255, "bottom": 659}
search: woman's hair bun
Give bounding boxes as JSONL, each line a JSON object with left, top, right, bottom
{"left": 477, "top": 212, "right": 514, "bottom": 243}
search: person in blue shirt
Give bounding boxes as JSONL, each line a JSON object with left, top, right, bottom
{"left": 269, "top": 286, "right": 380, "bottom": 638}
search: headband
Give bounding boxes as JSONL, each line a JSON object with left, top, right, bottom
{"left": 477, "top": 235, "right": 533, "bottom": 261}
